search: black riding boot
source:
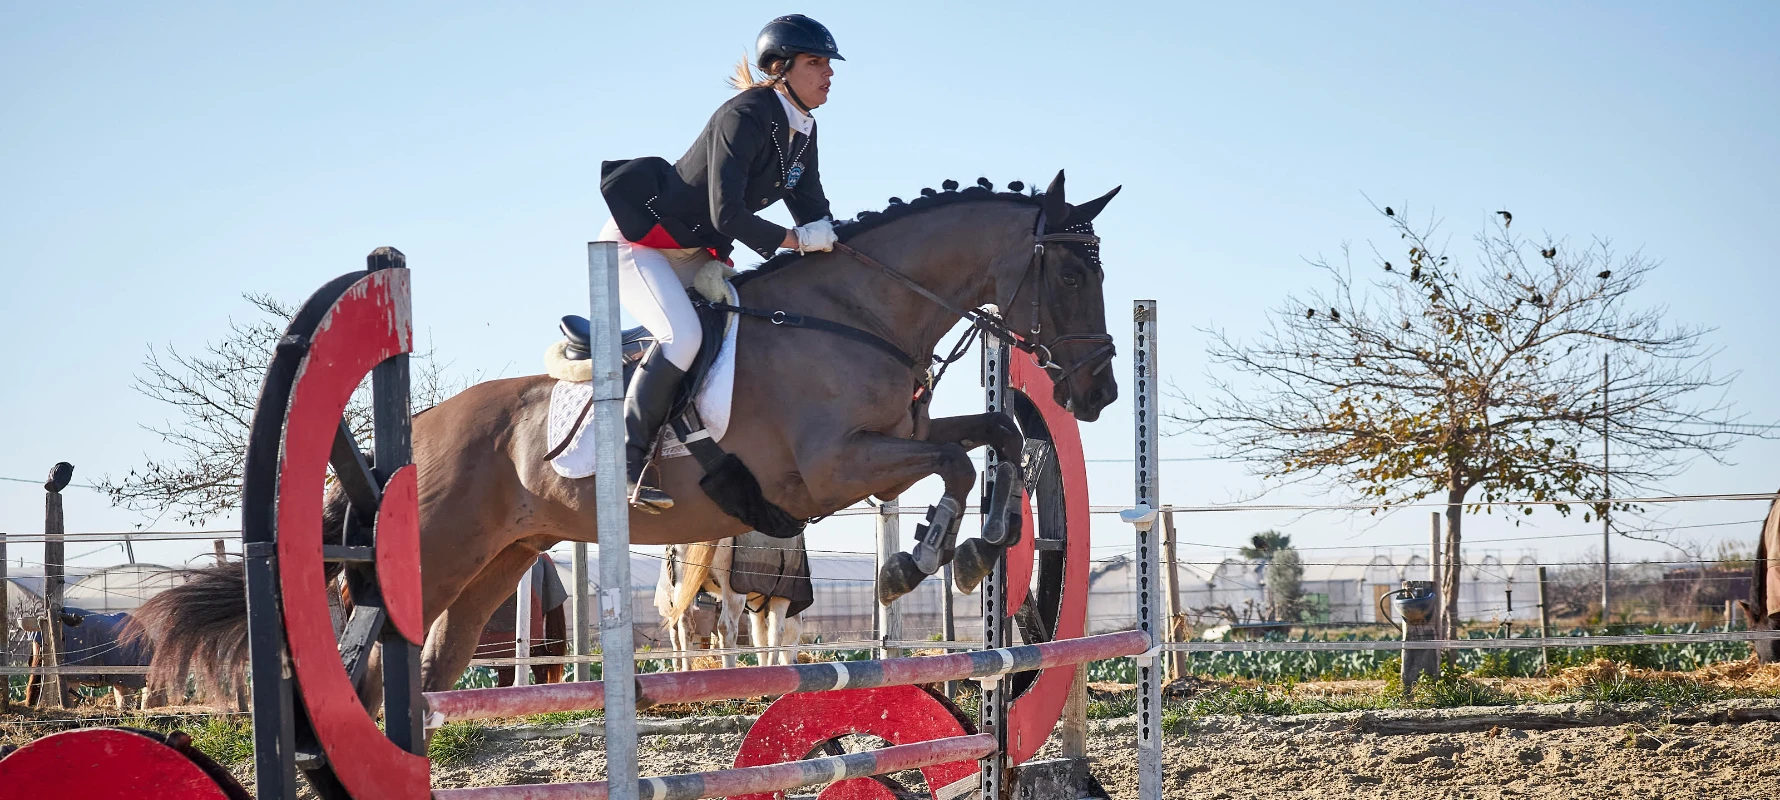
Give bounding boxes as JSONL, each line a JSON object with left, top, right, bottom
{"left": 624, "top": 348, "right": 685, "bottom": 512}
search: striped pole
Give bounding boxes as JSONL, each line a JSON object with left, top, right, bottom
{"left": 433, "top": 733, "right": 996, "bottom": 800}
{"left": 424, "top": 630, "right": 1146, "bottom": 724}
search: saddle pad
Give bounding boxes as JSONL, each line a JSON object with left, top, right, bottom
{"left": 548, "top": 285, "right": 741, "bottom": 479}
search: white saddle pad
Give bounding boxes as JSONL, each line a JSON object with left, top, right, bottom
{"left": 547, "top": 285, "right": 740, "bottom": 479}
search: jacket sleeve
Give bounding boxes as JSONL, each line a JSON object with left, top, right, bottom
{"left": 784, "top": 128, "right": 831, "bottom": 226}
{"left": 707, "top": 107, "right": 789, "bottom": 258}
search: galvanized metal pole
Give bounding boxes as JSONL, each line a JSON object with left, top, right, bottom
{"left": 875, "top": 500, "right": 901, "bottom": 660}
{"left": 589, "top": 240, "right": 639, "bottom": 800}
{"left": 572, "top": 542, "right": 592, "bottom": 681}
{"left": 516, "top": 557, "right": 535, "bottom": 687}
{"left": 978, "top": 338, "right": 1010, "bottom": 800}
{"left": 1132, "top": 300, "right": 1164, "bottom": 800}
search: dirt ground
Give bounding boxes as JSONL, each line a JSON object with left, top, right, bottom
{"left": 415, "top": 702, "right": 1780, "bottom": 800}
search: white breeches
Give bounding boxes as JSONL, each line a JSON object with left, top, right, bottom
{"left": 600, "top": 218, "right": 706, "bottom": 371}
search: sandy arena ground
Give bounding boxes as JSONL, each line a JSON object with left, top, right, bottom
{"left": 415, "top": 702, "right": 1780, "bottom": 800}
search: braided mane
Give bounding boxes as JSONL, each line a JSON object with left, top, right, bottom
{"left": 733, "top": 179, "right": 1044, "bottom": 287}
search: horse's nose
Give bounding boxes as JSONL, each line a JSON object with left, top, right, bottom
{"left": 1087, "top": 383, "right": 1117, "bottom": 411}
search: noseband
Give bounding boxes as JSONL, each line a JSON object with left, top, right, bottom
{"left": 832, "top": 211, "right": 1117, "bottom": 385}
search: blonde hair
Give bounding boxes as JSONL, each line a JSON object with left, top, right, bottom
{"left": 730, "top": 53, "right": 791, "bottom": 91}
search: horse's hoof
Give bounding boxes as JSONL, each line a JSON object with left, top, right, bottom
{"left": 952, "top": 538, "right": 1000, "bottom": 595}
{"left": 877, "top": 552, "right": 926, "bottom": 605}
{"left": 980, "top": 461, "right": 1022, "bottom": 547}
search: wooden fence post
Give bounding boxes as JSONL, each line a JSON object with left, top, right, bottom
{"left": 1162, "top": 510, "right": 1187, "bottom": 682}
{"left": 1536, "top": 567, "right": 1552, "bottom": 675}
{"left": 41, "top": 462, "right": 73, "bottom": 708}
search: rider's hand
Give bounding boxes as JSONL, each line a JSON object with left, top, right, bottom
{"left": 793, "top": 218, "right": 837, "bottom": 253}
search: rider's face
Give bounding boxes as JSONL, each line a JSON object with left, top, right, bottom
{"left": 784, "top": 55, "right": 832, "bottom": 109}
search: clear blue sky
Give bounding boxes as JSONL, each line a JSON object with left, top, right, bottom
{"left": 4, "top": 2, "right": 1778, "bottom": 576}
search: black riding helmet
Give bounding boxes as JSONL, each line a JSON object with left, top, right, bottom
{"left": 755, "top": 14, "right": 844, "bottom": 70}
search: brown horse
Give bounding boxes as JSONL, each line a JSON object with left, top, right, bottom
{"left": 1739, "top": 492, "right": 1780, "bottom": 662}
{"left": 133, "top": 171, "right": 1120, "bottom": 701}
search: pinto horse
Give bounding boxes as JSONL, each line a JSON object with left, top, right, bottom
{"left": 132, "top": 171, "right": 1121, "bottom": 702}
{"left": 1739, "top": 492, "right": 1780, "bottom": 662}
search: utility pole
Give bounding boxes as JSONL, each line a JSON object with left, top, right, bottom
{"left": 1601, "top": 354, "right": 1611, "bottom": 623}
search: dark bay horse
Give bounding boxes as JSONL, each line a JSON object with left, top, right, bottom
{"left": 134, "top": 171, "right": 1121, "bottom": 700}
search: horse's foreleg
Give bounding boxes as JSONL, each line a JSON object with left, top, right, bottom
{"left": 924, "top": 412, "right": 1028, "bottom": 595}
{"left": 717, "top": 589, "right": 744, "bottom": 669}
{"left": 419, "top": 543, "right": 547, "bottom": 694}
{"left": 796, "top": 430, "right": 984, "bottom": 604}
{"left": 766, "top": 597, "right": 794, "bottom": 666}
{"left": 746, "top": 595, "right": 769, "bottom": 665}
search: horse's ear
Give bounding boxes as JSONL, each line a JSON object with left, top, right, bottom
{"left": 1041, "top": 170, "right": 1068, "bottom": 228}
{"left": 1063, "top": 185, "right": 1121, "bottom": 228}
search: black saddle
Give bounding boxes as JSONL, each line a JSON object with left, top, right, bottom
{"left": 558, "top": 316, "right": 654, "bottom": 365}
{"left": 555, "top": 291, "right": 729, "bottom": 423}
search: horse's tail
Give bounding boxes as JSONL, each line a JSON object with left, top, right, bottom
{"left": 663, "top": 542, "right": 720, "bottom": 629}
{"left": 128, "top": 489, "right": 349, "bottom": 701}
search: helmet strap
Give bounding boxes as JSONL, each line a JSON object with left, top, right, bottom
{"left": 777, "top": 59, "right": 816, "bottom": 115}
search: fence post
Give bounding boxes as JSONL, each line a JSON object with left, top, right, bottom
{"left": 572, "top": 542, "right": 592, "bottom": 681}
{"left": 1428, "top": 512, "right": 1444, "bottom": 660}
{"left": 939, "top": 563, "right": 956, "bottom": 698}
{"left": 589, "top": 240, "right": 639, "bottom": 800}
{"left": 875, "top": 500, "right": 901, "bottom": 659}
{"left": 214, "top": 539, "right": 228, "bottom": 565}
{"left": 1132, "top": 299, "right": 1164, "bottom": 800}
{"left": 1162, "top": 509, "right": 1186, "bottom": 681}
{"left": 40, "top": 463, "right": 74, "bottom": 709}
{"left": 1536, "top": 566, "right": 1552, "bottom": 675}
{"left": 516, "top": 556, "right": 535, "bottom": 687}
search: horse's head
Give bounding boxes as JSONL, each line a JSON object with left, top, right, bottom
{"left": 1015, "top": 170, "right": 1121, "bottom": 422}
{"left": 1741, "top": 598, "right": 1778, "bottom": 662}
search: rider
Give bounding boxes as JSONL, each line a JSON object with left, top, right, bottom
{"left": 599, "top": 14, "right": 842, "bottom": 511}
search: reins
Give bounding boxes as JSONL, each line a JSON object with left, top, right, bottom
{"left": 831, "top": 212, "right": 1116, "bottom": 386}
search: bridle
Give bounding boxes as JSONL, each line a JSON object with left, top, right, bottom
{"left": 832, "top": 210, "right": 1117, "bottom": 385}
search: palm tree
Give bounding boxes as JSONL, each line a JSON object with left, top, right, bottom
{"left": 1239, "top": 530, "right": 1292, "bottom": 560}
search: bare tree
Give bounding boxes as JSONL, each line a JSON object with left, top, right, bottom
{"left": 1171, "top": 204, "right": 1764, "bottom": 634}
{"left": 98, "top": 293, "right": 459, "bottom": 524}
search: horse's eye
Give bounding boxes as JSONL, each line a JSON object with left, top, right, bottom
{"left": 1061, "top": 275, "right": 1080, "bottom": 288}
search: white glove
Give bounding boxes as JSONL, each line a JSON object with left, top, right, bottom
{"left": 793, "top": 218, "right": 837, "bottom": 253}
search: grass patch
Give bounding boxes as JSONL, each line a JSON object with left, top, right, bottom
{"left": 1407, "top": 666, "right": 1514, "bottom": 709}
{"left": 1086, "top": 691, "right": 1136, "bottom": 720}
{"left": 429, "top": 722, "right": 487, "bottom": 766}
{"left": 1555, "top": 675, "right": 1738, "bottom": 706}
{"left": 184, "top": 716, "right": 256, "bottom": 767}
{"left": 525, "top": 709, "right": 603, "bottom": 726}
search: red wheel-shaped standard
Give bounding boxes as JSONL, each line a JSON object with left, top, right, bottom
{"left": 0, "top": 728, "right": 240, "bottom": 799}
{"left": 731, "top": 685, "right": 978, "bottom": 800}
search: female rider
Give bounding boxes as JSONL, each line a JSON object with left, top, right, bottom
{"left": 600, "top": 14, "right": 842, "bottom": 511}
